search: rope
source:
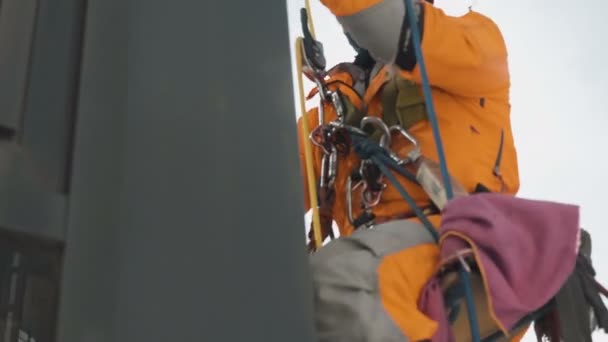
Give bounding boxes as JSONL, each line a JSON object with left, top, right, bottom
{"left": 403, "top": 0, "right": 453, "bottom": 199}
{"left": 295, "top": 37, "right": 323, "bottom": 250}
{"left": 351, "top": 134, "right": 439, "bottom": 242}
{"left": 402, "top": 0, "right": 480, "bottom": 340}
{"left": 460, "top": 267, "right": 481, "bottom": 342}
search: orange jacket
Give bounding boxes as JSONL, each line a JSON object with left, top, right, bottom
{"left": 298, "top": 2, "right": 520, "bottom": 236}
{"left": 298, "top": 3, "right": 525, "bottom": 340}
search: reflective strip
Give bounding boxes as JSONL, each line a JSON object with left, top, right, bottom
{"left": 337, "top": 0, "right": 406, "bottom": 64}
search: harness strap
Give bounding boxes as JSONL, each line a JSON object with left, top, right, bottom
{"left": 373, "top": 205, "right": 439, "bottom": 225}
{"left": 381, "top": 75, "right": 427, "bottom": 130}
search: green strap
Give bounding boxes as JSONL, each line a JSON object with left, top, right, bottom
{"left": 340, "top": 73, "right": 427, "bottom": 143}
{"left": 381, "top": 75, "right": 427, "bottom": 130}
{"left": 341, "top": 93, "right": 385, "bottom": 143}
{"left": 342, "top": 95, "right": 366, "bottom": 128}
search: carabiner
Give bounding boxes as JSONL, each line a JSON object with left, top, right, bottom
{"left": 346, "top": 174, "right": 375, "bottom": 229}
{"left": 356, "top": 116, "right": 393, "bottom": 209}
{"left": 360, "top": 116, "right": 391, "bottom": 148}
{"left": 388, "top": 125, "right": 421, "bottom": 164}
{"left": 357, "top": 159, "right": 386, "bottom": 208}
{"left": 346, "top": 175, "right": 358, "bottom": 226}
{"left": 330, "top": 91, "right": 346, "bottom": 121}
{"left": 309, "top": 125, "right": 332, "bottom": 155}
{"left": 319, "top": 146, "right": 338, "bottom": 188}
{"left": 327, "top": 147, "right": 338, "bottom": 187}
{"left": 361, "top": 181, "right": 386, "bottom": 207}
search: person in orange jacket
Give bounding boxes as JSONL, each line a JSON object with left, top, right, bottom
{"left": 298, "top": 0, "right": 527, "bottom": 341}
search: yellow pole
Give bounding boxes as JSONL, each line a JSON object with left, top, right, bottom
{"left": 304, "top": 0, "right": 316, "bottom": 38}
{"left": 295, "top": 36, "right": 323, "bottom": 250}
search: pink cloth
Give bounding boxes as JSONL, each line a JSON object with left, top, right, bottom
{"left": 419, "top": 193, "right": 580, "bottom": 340}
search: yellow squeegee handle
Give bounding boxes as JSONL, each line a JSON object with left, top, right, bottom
{"left": 295, "top": 36, "right": 323, "bottom": 250}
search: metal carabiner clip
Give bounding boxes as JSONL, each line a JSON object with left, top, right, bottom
{"left": 319, "top": 90, "right": 346, "bottom": 127}
{"left": 309, "top": 125, "right": 332, "bottom": 155}
{"left": 356, "top": 158, "right": 385, "bottom": 208}
{"left": 346, "top": 175, "right": 358, "bottom": 226}
{"left": 319, "top": 146, "right": 338, "bottom": 188}
{"left": 346, "top": 174, "right": 375, "bottom": 229}
{"left": 361, "top": 182, "right": 385, "bottom": 207}
{"left": 329, "top": 91, "right": 346, "bottom": 122}
{"left": 327, "top": 147, "right": 338, "bottom": 188}
{"left": 388, "top": 125, "right": 421, "bottom": 165}
{"left": 357, "top": 116, "right": 392, "bottom": 208}
{"left": 360, "top": 116, "right": 391, "bottom": 148}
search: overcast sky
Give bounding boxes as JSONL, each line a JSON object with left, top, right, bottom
{"left": 286, "top": 1, "right": 608, "bottom": 340}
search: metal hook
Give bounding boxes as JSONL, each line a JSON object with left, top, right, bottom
{"left": 318, "top": 96, "right": 325, "bottom": 126}
{"left": 319, "top": 146, "right": 338, "bottom": 188}
{"left": 357, "top": 158, "right": 386, "bottom": 208}
{"left": 346, "top": 175, "right": 375, "bottom": 228}
{"left": 388, "top": 125, "right": 421, "bottom": 164}
{"left": 361, "top": 181, "right": 386, "bottom": 207}
{"left": 327, "top": 147, "right": 337, "bottom": 187}
{"left": 330, "top": 91, "right": 345, "bottom": 121}
{"left": 309, "top": 125, "right": 331, "bottom": 155}
{"left": 360, "top": 116, "right": 391, "bottom": 148}
{"left": 346, "top": 175, "right": 356, "bottom": 226}
{"left": 317, "top": 90, "right": 347, "bottom": 127}
{"left": 356, "top": 116, "right": 393, "bottom": 209}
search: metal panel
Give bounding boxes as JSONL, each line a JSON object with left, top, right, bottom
{"left": 0, "top": 0, "right": 38, "bottom": 134}
{"left": 21, "top": 0, "right": 86, "bottom": 193}
{"left": 55, "top": 0, "right": 126, "bottom": 340}
{"left": 0, "top": 0, "right": 85, "bottom": 241}
{"left": 0, "top": 228, "right": 63, "bottom": 342}
{"left": 57, "top": 0, "right": 316, "bottom": 342}
{"left": 0, "top": 142, "right": 66, "bottom": 242}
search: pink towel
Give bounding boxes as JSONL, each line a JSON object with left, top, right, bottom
{"left": 419, "top": 193, "right": 580, "bottom": 340}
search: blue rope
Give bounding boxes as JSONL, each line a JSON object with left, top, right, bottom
{"left": 351, "top": 134, "right": 439, "bottom": 242}
{"left": 376, "top": 153, "right": 418, "bottom": 184}
{"left": 459, "top": 267, "right": 481, "bottom": 342}
{"left": 372, "top": 155, "right": 440, "bottom": 242}
{"left": 402, "top": 0, "right": 480, "bottom": 340}
{"left": 352, "top": 131, "right": 480, "bottom": 342}
{"left": 402, "top": 0, "right": 453, "bottom": 199}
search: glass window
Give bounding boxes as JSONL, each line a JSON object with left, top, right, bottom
{"left": 0, "top": 229, "right": 62, "bottom": 342}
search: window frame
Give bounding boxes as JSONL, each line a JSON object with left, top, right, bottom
{"left": 0, "top": 0, "right": 87, "bottom": 242}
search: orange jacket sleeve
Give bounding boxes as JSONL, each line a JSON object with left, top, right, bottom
{"left": 320, "top": 0, "right": 509, "bottom": 98}
{"left": 410, "top": 3, "right": 510, "bottom": 98}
